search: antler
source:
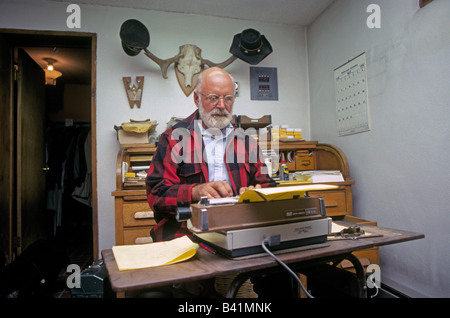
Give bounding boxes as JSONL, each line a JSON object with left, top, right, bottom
{"left": 202, "top": 55, "right": 237, "bottom": 69}
{"left": 143, "top": 47, "right": 237, "bottom": 79}
{"left": 143, "top": 48, "right": 182, "bottom": 79}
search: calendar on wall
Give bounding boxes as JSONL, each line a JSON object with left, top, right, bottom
{"left": 334, "top": 53, "right": 371, "bottom": 136}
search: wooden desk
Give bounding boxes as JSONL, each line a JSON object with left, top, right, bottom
{"left": 102, "top": 224, "right": 424, "bottom": 298}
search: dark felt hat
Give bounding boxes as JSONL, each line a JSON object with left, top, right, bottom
{"left": 120, "top": 19, "right": 150, "bottom": 56}
{"left": 229, "top": 28, "right": 273, "bottom": 65}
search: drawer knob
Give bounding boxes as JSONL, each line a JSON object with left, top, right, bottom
{"left": 134, "top": 211, "right": 154, "bottom": 219}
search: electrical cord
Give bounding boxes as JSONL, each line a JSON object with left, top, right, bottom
{"left": 261, "top": 236, "right": 314, "bottom": 298}
{"left": 368, "top": 275, "right": 379, "bottom": 298}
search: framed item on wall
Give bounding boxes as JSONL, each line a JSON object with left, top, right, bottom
{"left": 250, "top": 67, "right": 278, "bottom": 101}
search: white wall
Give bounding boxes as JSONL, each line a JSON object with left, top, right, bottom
{"left": 0, "top": 1, "right": 310, "bottom": 257}
{"left": 308, "top": 0, "right": 450, "bottom": 297}
{"left": 5, "top": 0, "right": 446, "bottom": 298}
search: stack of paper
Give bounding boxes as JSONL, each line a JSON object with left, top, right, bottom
{"left": 293, "top": 170, "right": 344, "bottom": 183}
{"left": 112, "top": 236, "right": 199, "bottom": 271}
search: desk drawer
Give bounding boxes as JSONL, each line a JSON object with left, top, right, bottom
{"left": 123, "top": 228, "right": 153, "bottom": 245}
{"left": 123, "top": 202, "right": 156, "bottom": 227}
{"left": 310, "top": 190, "right": 346, "bottom": 216}
{"left": 295, "top": 156, "right": 314, "bottom": 171}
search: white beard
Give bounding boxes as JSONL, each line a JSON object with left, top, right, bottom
{"left": 198, "top": 100, "right": 232, "bottom": 129}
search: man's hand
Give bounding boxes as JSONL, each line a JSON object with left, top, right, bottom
{"left": 191, "top": 181, "right": 233, "bottom": 202}
{"left": 239, "top": 184, "right": 262, "bottom": 195}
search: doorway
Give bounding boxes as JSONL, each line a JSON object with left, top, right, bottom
{"left": 0, "top": 29, "right": 98, "bottom": 269}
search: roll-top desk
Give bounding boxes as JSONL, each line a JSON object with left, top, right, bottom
{"left": 112, "top": 144, "right": 157, "bottom": 245}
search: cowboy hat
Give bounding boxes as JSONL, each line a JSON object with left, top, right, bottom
{"left": 120, "top": 19, "right": 150, "bottom": 56}
{"left": 229, "top": 28, "right": 273, "bottom": 65}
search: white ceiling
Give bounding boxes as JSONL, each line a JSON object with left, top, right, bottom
{"left": 51, "top": 0, "right": 335, "bottom": 27}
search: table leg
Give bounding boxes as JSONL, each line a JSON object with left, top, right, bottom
{"left": 335, "top": 253, "right": 367, "bottom": 298}
{"left": 226, "top": 272, "right": 254, "bottom": 298}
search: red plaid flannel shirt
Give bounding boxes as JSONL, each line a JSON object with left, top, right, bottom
{"left": 146, "top": 110, "right": 275, "bottom": 241}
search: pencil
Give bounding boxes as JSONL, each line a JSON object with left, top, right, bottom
{"left": 199, "top": 242, "right": 217, "bottom": 254}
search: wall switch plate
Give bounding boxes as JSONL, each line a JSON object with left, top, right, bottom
{"left": 250, "top": 67, "right": 278, "bottom": 100}
{"left": 234, "top": 81, "right": 239, "bottom": 97}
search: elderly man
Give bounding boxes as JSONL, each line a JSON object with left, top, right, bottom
{"left": 146, "top": 67, "right": 274, "bottom": 242}
{"left": 144, "top": 67, "right": 302, "bottom": 298}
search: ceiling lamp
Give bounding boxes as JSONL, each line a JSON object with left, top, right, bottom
{"left": 43, "top": 57, "right": 62, "bottom": 85}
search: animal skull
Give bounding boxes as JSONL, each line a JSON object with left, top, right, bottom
{"left": 176, "top": 45, "right": 202, "bottom": 88}
{"left": 144, "top": 45, "right": 237, "bottom": 96}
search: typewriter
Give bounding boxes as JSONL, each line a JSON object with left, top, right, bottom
{"left": 177, "top": 184, "right": 337, "bottom": 258}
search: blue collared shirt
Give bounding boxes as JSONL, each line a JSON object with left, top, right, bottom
{"left": 198, "top": 121, "right": 233, "bottom": 184}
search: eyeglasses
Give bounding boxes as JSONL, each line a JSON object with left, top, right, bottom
{"left": 198, "top": 93, "right": 235, "bottom": 106}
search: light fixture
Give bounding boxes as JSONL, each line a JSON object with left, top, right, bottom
{"left": 43, "top": 57, "right": 62, "bottom": 85}
{"left": 44, "top": 57, "right": 56, "bottom": 71}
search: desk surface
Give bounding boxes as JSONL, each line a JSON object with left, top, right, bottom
{"left": 102, "top": 224, "right": 424, "bottom": 294}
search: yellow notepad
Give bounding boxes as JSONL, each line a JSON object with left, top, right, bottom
{"left": 112, "top": 236, "right": 199, "bottom": 271}
{"left": 238, "top": 184, "right": 338, "bottom": 203}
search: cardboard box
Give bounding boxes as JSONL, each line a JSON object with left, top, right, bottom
{"left": 117, "top": 129, "right": 149, "bottom": 144}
